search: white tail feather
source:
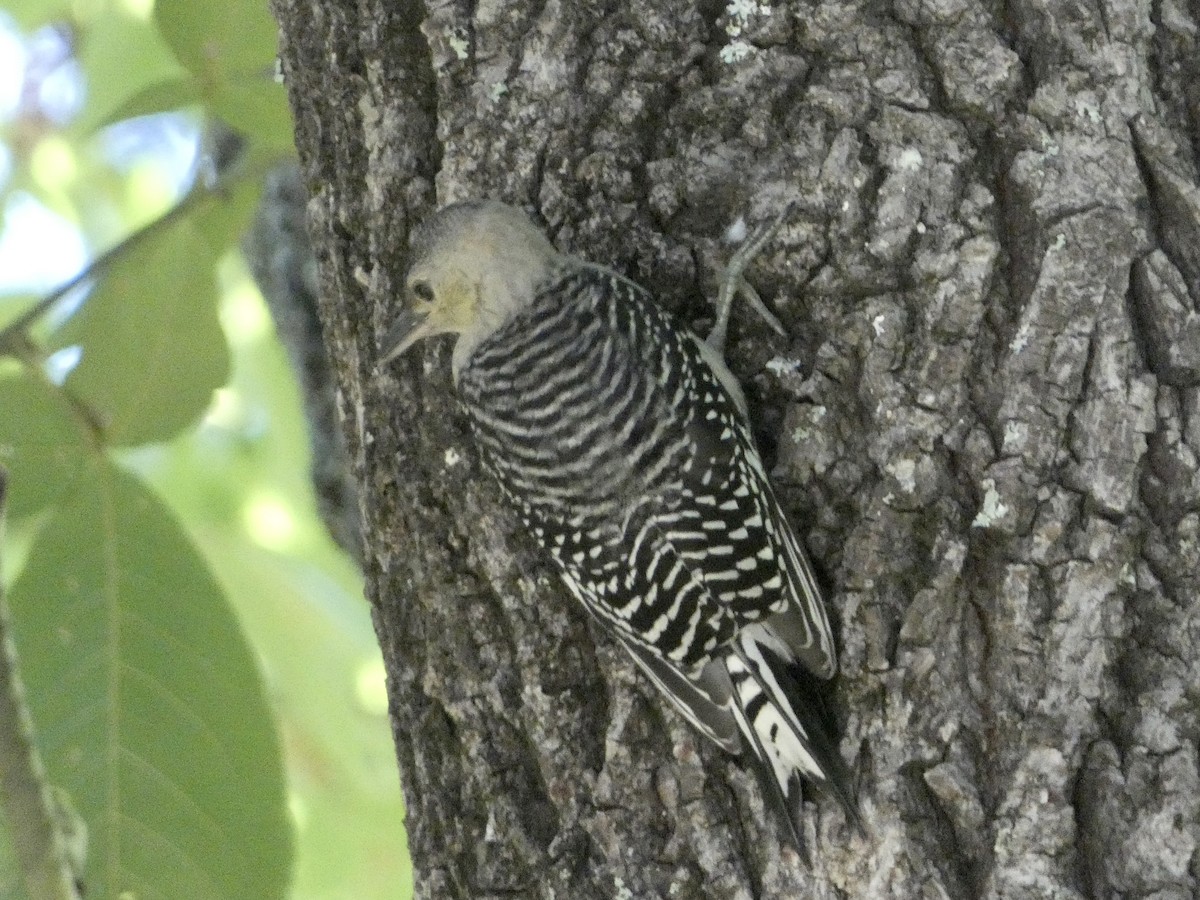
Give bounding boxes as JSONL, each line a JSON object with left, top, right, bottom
{"left": 727, "top": 623, "right": 860, "bottom": 848}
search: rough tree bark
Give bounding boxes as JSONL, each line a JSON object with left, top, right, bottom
{"left": 267, "top": 0, "right": 1200, "bottom": 897}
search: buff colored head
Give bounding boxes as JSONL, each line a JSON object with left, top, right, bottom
{"left": 380, "top": 200, "right": 559, "bottom": 380}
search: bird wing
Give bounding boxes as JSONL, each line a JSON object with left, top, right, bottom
{"left": 557, "top": 562, "right": 741, "bottom": 753}
{"left": 677, "top": 405, "right": 838, "bottom": 679}
{"left": 457, "top": 265, "right": 855, "bottom": 846}
{"left": 460, "top": 265, "right": 837, "bottom": 679}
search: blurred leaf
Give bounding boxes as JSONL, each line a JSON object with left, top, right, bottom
{"left": 7, "top": 461, "right": 291, "bottom": 899}
{"left": 57, "top": 208, "right": 231, "bottom": 447}
{"left": 195, "top": 534, "right": 413, "bottom": 898}
{"left": 154, "top": 0, "right": 278, "bottom": 80}
{"left": 94, "top": 75, "right": 204, "bottom": 131}
{"left": 211, "top": 77, "right": 294, "bottom": 152}
{"left": 0, "top": 370, "right": 88, "bottom": 521}
{"left": 0, "top": 609, "right": 32, "bottom": 900}
{"left": 0, "top": 815, "right": 29, "bottom": 900}
{"left": 192, "top": 176, "right": 264, "bottom": 254}
{"left": 1, "top": 0, "right": 65, "bottom": 31}
{"left": 128, "top": 266, "right": 412, "bottom": 898}
{"left": 73, "top": 6, "right": 189, "bottom": 136}
{"left": 0, "top": 297, "right": 38, "bottom": 334}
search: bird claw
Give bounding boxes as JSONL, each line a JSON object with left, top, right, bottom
{"left": 708, "top": 207, "right": 792, "bottom": 353}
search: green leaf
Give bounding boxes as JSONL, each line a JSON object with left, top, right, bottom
{"left": 93, "top": 76, "right": 205, "bottom": 131}
{"left": 57, "top": 211, "right": 231, "bottom": 447}
{"left": 0, "top": 370, "right": 89, "bottom": 521}
{"left": 0, "top": 297, "right": 38, "bottom": 335}
{"left": 154, "top": 0, "right": 279, "bottom": 80}
{"left": 0, "top": 824, "right": 30, "bottom": 900}
{"left": 191, "top": 176, "right": 265, "bottom": 255}
{"left": 6, "top": 461, "right": 292, "bottom": 899}
{"left": 1, "top": 0, "right": 67, "bottom": 31}
{"left": 211, "top": 77, "right": 295, "bottom": 152}
{"left": 74, "top": 5, "right": 190, "bottom": 136}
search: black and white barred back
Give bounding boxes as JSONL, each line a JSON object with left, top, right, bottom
{"left": 457, "top": 264, "right": 857, "bottom": 844}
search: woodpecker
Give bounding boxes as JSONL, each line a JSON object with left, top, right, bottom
{"left": 380, "top": 199, "right": 859, "bottom": 850}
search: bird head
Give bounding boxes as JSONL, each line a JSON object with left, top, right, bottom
{"left": 380, "top": 200, "right": 558, "bottom": 379}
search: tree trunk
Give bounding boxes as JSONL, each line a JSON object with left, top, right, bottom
{"left": 268, "top": 0, "right": 1200, "bottom": 896}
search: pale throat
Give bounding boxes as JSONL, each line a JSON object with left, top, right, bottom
{"left": 449, "top": 278, "right": 525, "bottom": 383}
{"left": 449, "top": 255, "right": 557, "bottom": 383}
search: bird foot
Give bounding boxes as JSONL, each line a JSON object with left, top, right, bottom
{"left": 707, "top": 208, "right": 791, "bottom": 354}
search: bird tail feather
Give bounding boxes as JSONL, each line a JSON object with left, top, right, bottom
{"left": 727, "top": 623, "right": 862, "bottom": 850}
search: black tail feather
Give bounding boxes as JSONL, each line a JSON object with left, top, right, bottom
{"left": 727, "top": 624, "right": 862, "bottom": 852}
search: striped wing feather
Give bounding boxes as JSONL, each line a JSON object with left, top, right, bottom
{"left": 457, "top": 265, "right": 854, "bottom": 843}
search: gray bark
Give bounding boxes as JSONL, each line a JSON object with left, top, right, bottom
{"left": 268, "top": 0, "right": 1200, "bottom": 896}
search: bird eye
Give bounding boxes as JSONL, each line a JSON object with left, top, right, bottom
{"left": 410, "top": 280, "right": 435, "bottom": 303}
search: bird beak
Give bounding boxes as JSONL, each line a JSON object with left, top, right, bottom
{"left": 378, "top": 306, "right": 431, "bottom": 368}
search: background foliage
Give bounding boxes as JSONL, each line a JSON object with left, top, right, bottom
{"left": 0, "top": 1, "right": 409, "bottom": 897}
